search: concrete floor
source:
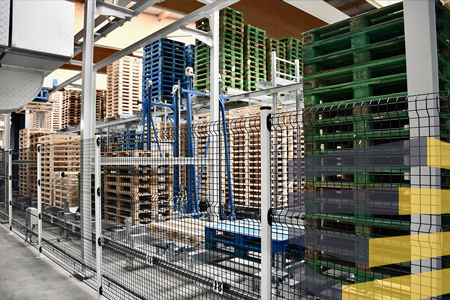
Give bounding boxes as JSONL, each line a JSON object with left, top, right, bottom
{"left": 0, "top": 224, "right": 97, "bottom": 300}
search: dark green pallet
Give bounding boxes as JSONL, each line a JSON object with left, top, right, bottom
{"left": 302, "top": 2, "right": 404, "bottom": 45}
{"left": 305, "top": 254, "right": 409, "bottom": 284}
{"left": 305, "top": 213, "right": 410, "bottom": 236}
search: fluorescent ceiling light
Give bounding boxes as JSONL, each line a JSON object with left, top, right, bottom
{"left": 283, "top": 0, "right": 349, "bottom": 24}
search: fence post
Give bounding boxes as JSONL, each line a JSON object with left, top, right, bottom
{"left": 94, "top": 136, "right": 103, "bottom": 299}
{"left": 260, "top": 106, "right": 272, "bottom": 299}
{"left": 8, "top": 149, "right": 12, "bottom": 233}
{"left": 37, "top": 143, "right": 43, "bottom": 257}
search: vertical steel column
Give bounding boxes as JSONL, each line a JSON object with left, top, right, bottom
{"left": 8, "top": 149, "right": 12, "bottom": 232}
{"left": 404, "top": 0, "right": 441, "bottom": 278}
{"left": 209, "top": 10, "right": 220, "bottom": 222}
{"left": 260, "top": 107, "right": 272, "bottom": 299}
{"left": 94, "top": 136, "right": 103, "bottom": 299}
{"left": 80, "top": 0, "right": 96, "bottom": 269}
{"left": 4, "top": 113, "right": 10, "bottom": 219}
{"left": 37, "top": 144, "right": 43, "bottom": 256}
{"left": 271, "top": 51, "right": 279, "bottom": 209}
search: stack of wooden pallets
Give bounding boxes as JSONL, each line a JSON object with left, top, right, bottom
{"left": 39, "top": 134, "right": 80, "bottom": 207}
{"left": 96, "top": 90, "right": 106, "bottom": 121}
{"left": 18, "top": 128, "right": 52, "bottom": 197}
{"left": 193, "top": 105, "right": 302, "bottom": 208}
{"left": 45, "top": 91, "right": 63, "bottom": 130}
{"left": 106, "top": 56, "right": 142, "bottom": 118}
{"left": 103, "top": 151, "right": 173, "bottom": 226}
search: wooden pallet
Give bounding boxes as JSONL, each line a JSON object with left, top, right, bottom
{"left": 106, "top": 56, "right": 142, "bottom": 118}
{"left": 103, "top": 150, "right": 175, "bottom": 225}
{"left": 148, "top": 219, "right": 207, "bottom": 246}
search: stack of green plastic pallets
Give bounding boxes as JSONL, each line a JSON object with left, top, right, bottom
{"left": 265, "top": 37, "right": 286, "bottom": 80}
{"left": 243, "top": 25, "right": 266, "bottom": 91}
{"left": 302, "top": 0, "right": 450, "bottom": 286}
{"left": 194, "top": 7, "right": 244, "bottom": 92}
{"left": 280, "top": 36, "right": 302, "bottom": 77}
{"left": 265, "top": 36, "right": 302, "bottom": 80}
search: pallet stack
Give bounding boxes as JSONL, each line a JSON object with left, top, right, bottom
{"left": 121, "top": 130, "right": 138, "bottom": 151}
{"left": 45, "top": 91, "right": 63, "bottom": 130}
{"left": 106, "top": 56, "right": 142, "bottom": 118}
{"left": 243, "top": 25, "right": 266, "bottom": 91}
{"left": 143, "top": 38, "right": 185, "bottom": 104}
{"left": 193, "top": 105, "right": 302, "bottom": 209}
{"left": 195, "top": 7, "right": 244, "bottom": 92}
{"left": 96, "top": 90, "right": 106, "bottom": 121}
{"left": 39, "top": 134, "right": 80, "bottom": 207}
{"left": 103, "top": 151, "right": 173, "bottom": 226}
{"left": 18, "top": 128, "right": 52, "bottom": 197}
{"left": 266, "top": 36, "right": 302, "bottom": 80}
{"left": 302, "top": 0, "right": 450, "bottom": 284}
{"left": 281, "top": 36, "right": 302, "bottom": 78}
{"left": 184, "top": 44, "right": 195, "bottom": 70}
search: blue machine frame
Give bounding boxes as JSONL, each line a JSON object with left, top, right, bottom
{"left": 141, "top": 69, "right": 235, "bottom": 220}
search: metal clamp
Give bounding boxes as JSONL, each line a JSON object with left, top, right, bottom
{"left": 38, "top": 213, "right": 42, "bottom": 220}
{"left": 98, "top": 237, "right": 104, "bottom": 247}
{"left": 268, "top": 208, "right": 273, "bottom": 226}
{"left": 97, "top": 187, "right": 101, "bottom": 197}
{"left": 38, "top": 179, "right": 41, "bottom": 187}
{"left": 267, "top": 113, "right": 272, "bottom": 132}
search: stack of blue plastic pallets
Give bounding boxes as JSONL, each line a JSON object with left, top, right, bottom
{"left": 184, "top": 44, "right": 195, "bottom": 69}
{"left": 121, "top": 130, "right": 138, "bottom": 151}
{"left": 143, "top": 38, "right": 185, "bottom": 104}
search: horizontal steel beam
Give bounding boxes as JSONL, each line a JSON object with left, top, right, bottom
{"left": 101, "top": 157, "right": 214, "bottom": 166}
{"left": 52, "top": 0, "right": 239, "bottom": 94}
{"left": 228, "top": 82, "right": 303, "bottom": 102}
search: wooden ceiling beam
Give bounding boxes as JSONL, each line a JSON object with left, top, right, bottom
{"left": 155, "top": 0, "right": 327, "bottom": 40}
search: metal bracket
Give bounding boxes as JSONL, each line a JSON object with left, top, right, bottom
{"left": 267, "top": 113, "right": 272, "bottom": 132}
{"left": 268, "top": 208, "right": 273, "bottom": 226}
{"left": 95, "top": 0, "right": 136, "bottom": 19}
{"left": 37, "top": 145, "right": 41, "bottom": 153}
{"left": 39, "top": 246, "right": 42, "bottom": 253}
{"left": 96, "top": 137, "right": 101, "bottom": 147}
{"left": 99, "top": 286, "right": 103, "bottom": 296}
{"left": 9, "top": 201, "right": 12, "bottom": 206}
{"left": 98, "top": 237, "right": 104, "bottom": 247}
{"left": 38, "top": 213, "right": 42, "bottom": 220}
{"left": 213, "top": 280, "right": 223, "bottom": 294}
{"left": 38, "top": 179, "right": 41, "bottom": 187}
{"left": 179, "top": 26, "right": 213, "bottom": 46}
{"left": 97, "top": 187, "right": 101, "bottom": 197}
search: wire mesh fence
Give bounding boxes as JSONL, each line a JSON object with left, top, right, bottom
{"left": 1, "top": 91, "right": 450, "bottom": 299}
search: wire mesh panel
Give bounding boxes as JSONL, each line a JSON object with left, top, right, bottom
{"left": 99, "top": 120, "right": 263, "bottom": 300}
{"left": 39, "top": 138, "right": 97, "bottom": 290}
{"left": 271, "top": 92, "right": 450, "bottom": 300}
{"left": 0, "top": 150, "right": 6, "bottom": 223}
{"left": 9, "top": 147, "right": 40, "bottom": 246}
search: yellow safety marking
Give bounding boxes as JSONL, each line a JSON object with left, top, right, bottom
{"left": 342, "top": 268, "right": 450, "bottom": 300}
{"left": 428, "top": 137, "right": 450, "bottom": 169}
{"left": 398, "top": 187, "right": 450, "bottom": 215}
{"left": 369, "top": 232, "right": 450, "bottom": 267}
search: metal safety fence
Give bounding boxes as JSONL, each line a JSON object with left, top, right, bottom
{"left": 1, "top": 91, "right": 450, "bottom": 300}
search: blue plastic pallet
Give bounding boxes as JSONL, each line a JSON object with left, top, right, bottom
{"left": 144, "top": 50, "right": 184, "bottom": 62}
{"left": 145, "top": 38, "right": 185, "bottom": 48}
{"left": 205, "top": 220, "right": 305, "bottom": 263}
